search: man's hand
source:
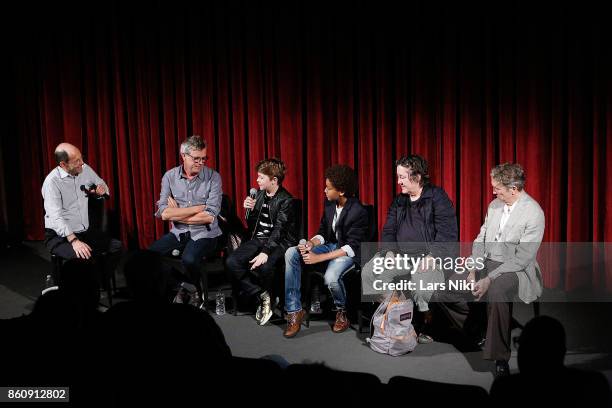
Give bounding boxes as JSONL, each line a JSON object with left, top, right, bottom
{"left": 168, "top": 196, "right": 179, "bottom": 208}
{"left": 298, "top": 240, "right": 314, "bottom": 254}
{"left": 472, "top": 276, "right": 491, "bottom": 301}
{"left": 249, "top": 252, "right": 269, "bottom": 270}
{"left": 467, "top": 270, "right": 476, "bottom": 284}
{"left": 302, "top": 252, "right": 323, "bottom": 265}
{"left": 244, "top": 197, "right": 256, "bottom": 210}
{"left": 95, "top": 184, "right": 107, "bottom": 196}
{"left": 72, "top": 239, "right": 92, "bottom": 259}
{"left": 416, "top": 255, "right": 436, "bottom": 273}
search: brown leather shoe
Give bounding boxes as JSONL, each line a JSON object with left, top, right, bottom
{"left": 332, "top": 310, "right": 350, "bottom": 333}
{"left": 283, "top": 309, "right": 306, "bottom": 338}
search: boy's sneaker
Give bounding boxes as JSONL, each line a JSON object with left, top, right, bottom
{"left": 258, "top": 291, "right": 273, "bottom": 326}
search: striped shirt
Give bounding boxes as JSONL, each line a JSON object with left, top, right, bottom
{"left": 255, "top": 195, "right": 274, "bottom": 239}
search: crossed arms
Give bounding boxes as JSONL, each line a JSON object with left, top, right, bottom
{"left": 160, "top": 196, "right": 214, "bottom": 225}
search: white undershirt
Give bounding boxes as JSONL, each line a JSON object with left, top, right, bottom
{"left": 312, "top": 205, "right": 355, "bottom": 257}
{"left": 495, "top": 201, "right": 518, "bottom": 241}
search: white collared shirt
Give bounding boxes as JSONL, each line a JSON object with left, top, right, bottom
{"left": 41, "top": 164, "right": 108, "bottom": 237}
{"left": 495, "top": 201, "right": 518, "bottom": 241}
{"left": 312, "top": 205, "right": 355, "bottom": 257}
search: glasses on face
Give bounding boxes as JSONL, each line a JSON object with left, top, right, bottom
{"left": 185, "top": 153, "right": 209, "bottom": 164}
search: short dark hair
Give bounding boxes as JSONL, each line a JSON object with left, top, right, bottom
{"left": 324, "top": 164, "right": 358, "bottom": 197}
{"left": 55, "top": 149, "right": 69, "bottom": 165}
{"left": 395, "top": 155, "right": 430, "bottom": 186}
{"left": 256, "top": 158, "right": 286, "bottom": 184}
{"left": 490, "top": 163, "right": 525, "bottom": 191}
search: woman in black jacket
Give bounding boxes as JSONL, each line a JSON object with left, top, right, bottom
{"left": 378, "top": 155, "right": 458, "bottom": 342}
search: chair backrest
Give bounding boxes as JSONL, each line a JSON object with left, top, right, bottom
{"left": 292, "top": 198, "right": 304, "bottom": 242}
{"left": 218, "top": 194, "right": 244, "bottom": 235}
{"left": 87, "top": 196, "right": 109, "bottom": 233}
{"left": 363, "top": 204, "right": 377, "bottom": 242}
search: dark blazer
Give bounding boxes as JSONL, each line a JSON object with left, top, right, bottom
{"left": 246, "top": 187, "right": 298, "bottom": 255}
{"left": 381, "top": 184, "right": 458, "bottom": 258}
{"left": 316, "top": 197, "right": 369, "bottom": 265}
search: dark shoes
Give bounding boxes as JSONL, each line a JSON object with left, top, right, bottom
{"left": 284, "top": 309, "right": 306, "bottom": 338}
{"left": 495, "top": 360, "right": 510, "bottom": 378}
{"left": 332, "top": 310, "right": 350, "bottom": 333}
{"left": 477, "top": 337, "right": 486, "bottom": 349}
{"left": 173, "top": 288, "right": 186, "bottom": 304}
{"left": 173, "top": 282, "right": 202, "bottom": 309}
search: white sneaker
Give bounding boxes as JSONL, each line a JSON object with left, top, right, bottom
{"left": 258, "top": 291, "right": 273, "bottom": 326}
{"left": 255, "top": 303, "right": 263, "bottom": 323}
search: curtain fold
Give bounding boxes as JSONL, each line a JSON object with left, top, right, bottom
{"left": 7, "top": 1, "right": 612, "bottom": 292}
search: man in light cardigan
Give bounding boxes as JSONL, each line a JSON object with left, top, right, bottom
{"left": 432, "top": 163, "right": 545, "bottom": 378}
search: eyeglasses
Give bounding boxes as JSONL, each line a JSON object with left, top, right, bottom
{"left": 184, "top": 153, "right": 209, "bottom": 164}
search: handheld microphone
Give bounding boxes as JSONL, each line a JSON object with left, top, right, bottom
{"left": 299, "top": 239, "right": 310, "bottom": 253}
{"left": 245, "top": 187, "right": 258, "bottom": 220}
{"left": 80, "top": 184, "right": 110, "bottom": 199}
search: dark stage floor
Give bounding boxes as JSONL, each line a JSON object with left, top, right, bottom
{"left": 1, "top": 242, "right": 611, "bottom": 391}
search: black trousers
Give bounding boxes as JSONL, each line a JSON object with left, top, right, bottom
{"left": 148, "top": 232, "right": 218, "bottom": 294}
{"left": 44, "top": 228, "right": 123, "bottom": 286}
{"left": 226, "top": 239, "right": 285, "bottom": 298}
{"left": 430, "top": 259, "right": 519, "bottom": 361}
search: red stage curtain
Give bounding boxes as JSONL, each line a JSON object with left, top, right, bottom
{"left": 6, "top": 2, "right": 612, "bottom": 291}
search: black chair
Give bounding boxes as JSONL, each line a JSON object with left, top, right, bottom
{"left": 304, "top": 204, "right": 377, "bottom": 328}
{"left": 48, "top": 195, "right": 117, "bottom": 306}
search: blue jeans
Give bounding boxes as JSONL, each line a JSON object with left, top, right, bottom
{"left": 284, "top": 243, "right": 354, "bottom": 313}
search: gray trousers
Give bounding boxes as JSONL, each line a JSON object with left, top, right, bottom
{"left": 430, "top": 259, "right": 519, "bottom": 361}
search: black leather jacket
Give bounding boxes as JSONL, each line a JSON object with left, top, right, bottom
{"left": 246, "top": 187, "right": 298, "bottom": 255}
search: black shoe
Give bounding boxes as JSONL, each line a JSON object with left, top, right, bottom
{"left": 495, "top": 360, "right": 510, "bottom": 378}
{"left": 477, "top": 337, "right": 486, "bottom": 349}
{"left": 417, "top": 333, "right": 434, "bottom": 344}
{"left": 173, "top": 288, "right": 186, "bottom": 304}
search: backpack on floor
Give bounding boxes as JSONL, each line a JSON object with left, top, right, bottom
{"left": 366, "top": 291, "right": 417, "bottom": 356}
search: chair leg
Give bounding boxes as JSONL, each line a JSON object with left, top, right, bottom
{"left": 533, "top": 301, "right": 540, "bottom": 317}
{"left": 304, "top": 273, "right": 313, "bottom": 327}
{"left": 51, "top": 256, "right": 63, "bottom": 285}
{"left": 102, "top": 258, "right": 113, "bottom": 307}
{"left": 198, "top": 263, "right": 209, "bottom": 309}
{"left": 107, "top": 282, "right": 113, "bottom": 307}
{"left": 111, "top": 268, "right": 117, "bottom": 294}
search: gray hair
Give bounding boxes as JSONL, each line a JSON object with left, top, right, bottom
{"left": 180, "top": 135, "right": 207, "bottom": 154}
{"left": 490, "top": 163, "right": 525, "bottom": 191}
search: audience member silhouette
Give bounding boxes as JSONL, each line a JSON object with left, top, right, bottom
{"left": 491, "top": 315, "right": 611, "bottom": 406}
{"left": 122, "top": 249, "right": 168, "bottom": 304}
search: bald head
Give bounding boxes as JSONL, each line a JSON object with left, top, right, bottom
{"left": 55, "top": 143, "right": 84, "bottom": 175}
{"left": 54, "top": 143, "right": 80, "bottom": 164}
